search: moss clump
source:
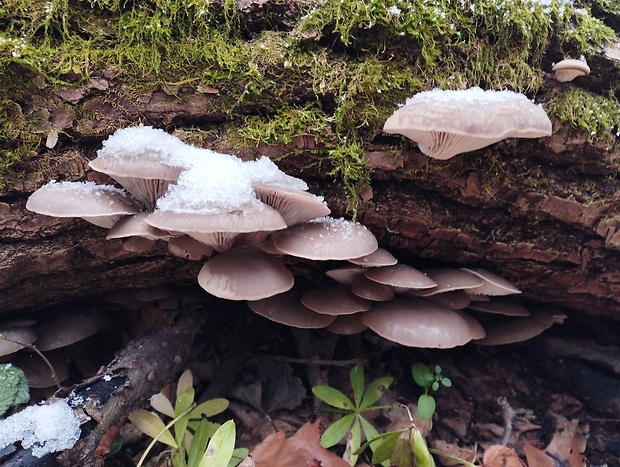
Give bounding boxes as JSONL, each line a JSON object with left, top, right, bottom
{"left": 0, "top": 0, "right": 617, "bottom": 207}
{"left": 547, "top": 87, "right": 620, "bottom": 143}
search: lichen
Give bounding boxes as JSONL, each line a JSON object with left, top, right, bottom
{"left": 0, "top": 0, "right": 617, "bottom": 207}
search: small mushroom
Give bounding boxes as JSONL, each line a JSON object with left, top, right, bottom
{"left": 468, "top": 299, "right": 530, "bottom": 316}
{"left": 350, "top": 275, "right": 394, "bottom": 302}
{"left": 0, "top": 326, "right": 36, "bottom": 357}
{"left": 197, "top": 248, "right": 294, "bottom": 301}
{"left": 325, "top": 266, "right": 367, "bottom": 285}
{"left": 552, "top": 58, "right": 590, "bottom": 83}
{"left": 167, "top": 235, "right": 214, "bottom": 260}
{"left": 26, "top": 181, "right": 139, "bottom": 228}
{"left": 301, "top": 285, "right": 372, "bottom": 316}
{"left": 348, "top": 248, "right": 398, "bottom": 267}
{"left": 383, "top": 87, "right": 552, "bottom": 160}
{"left": 461, "top": 268, "right": 521, "bottom": 296}
{"left": 252, "top": 183, "right": 331, "bottom": 226}
{"left": 361, "top": 297, "right": 475, "bottom": 348}
{"left": 248, "top": 290, "right": 335, "bottom": 329}
{"left": 364, "top": 264, "right": 437, "bottom": 292}
{"left": 415, "top": 268, "right": 484, "bottom": 296}
{"left": 270, "top": 217, "right": 379, "bottom": 261}
{"left": 33, "top": 307, "right": 106, "bottom": 351}
{"left": 424, "top": 290, "right": 472, "bottom": 310}
{"left": 474, "top": 312, "right": 560, "bottom": 345}
{"left": 11, "top": 351, "right": 69, "bottom": 388}
{"left": 326, "top": 313, "right": 368, "bottom": 335}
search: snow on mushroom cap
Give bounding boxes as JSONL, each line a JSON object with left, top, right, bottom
{"left": 383, "top": 87, "right": 552, "bottom": 160}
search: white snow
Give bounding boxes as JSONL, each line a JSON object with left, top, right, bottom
{"left": 0, "top": 400, "right": 81, "bottom": 457}
{"left": 98, "top": 126, "right": 308, "bottom": 215}
{"left": 403, "top": 87, "right": 535, "bottom": 108}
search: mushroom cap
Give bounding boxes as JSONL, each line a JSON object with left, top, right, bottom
{"left": 271, "top": 217, "right": 379, "bottom": 260}
{"left": 351, "top": 274, "right": 394, "bottom": 302}
{"left": 107, "top": 211, "right": 171, "bottom": 241}
{"left": 364, "top": 264, "right": 437, "bottom": 291}
{"left": 11, "top": 350, "right": 69, "bottom": 388}
{"left": 0, "top": 326, "right": 36, "bottom": 357}
{"left": 361, "top": 297, "right": 474, "bottom": 348}
{"left": 423, "top": 290, "right": 472, "bottom": 310}
{"left": 468, "top": 300, "right": 530, "bottom": 316}
{"left": 383, "top": 87, "right": 552, "bottom": 160}
{"left": 348, "top": 248, "right": 398, "bottom": 267}
{"left": 474, "top": 312, "right": 558, "bottom": 345}
{"left": 461, "top": 268, "right": 521, "bottom": 296}
{"left": 197, "top": 249, "right": 294, "bottom": 301}
{"left": 252, "top": 183, "right": 331, "bottom": 226}
{"left": 247, "top": 290, "right": 335, "bottom": 329}
{"left": 26, "top": 181, "right": 139, "bottom": 228}
{"left": 33, "top": 307, "right": 106, "bottom": 351}
{"left": 301, "top": 285, "right": 372, "bottom": 315}
{"left": 146, "top": 203, "right": 287, "bottom": 252}
{"left": 415, "top": 268, "right": 484, "bottom": 296}
{"left": 325, "top": 266, "right": 367, "bottom": 285}
{"left": 122, "top": 236, "right": 157, "bottom": 253}
{"left": 167, "top": 235, "right": 214, "bottom": 260}
{"left": 552, "top": 59, "right": 590, "bottom": 82}
{"left": 326, "top": 313, "right": 368, "bottom": 335}
{"left": 452, "top": 310, "right": 486, "bottom": 340}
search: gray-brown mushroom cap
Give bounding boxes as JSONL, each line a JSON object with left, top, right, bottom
{"left": 383, "top": 87, "right": 552, "bottom": 160}
{"left": 361, "top": 297, "right": 475, "bottom": 348}
{"left": 107, "top": 211, "right": 171, "bottom": 241}
{"left": 416, "top": 268, "right": 484, "bottom": 296}
{"left": 351, "top": 275, "right": 394, "bottom": 302}
{"left": 0, "top": 326, "right": 37, "bottom": 357}
{"left": 552, "top": 58, "right": 590, "bottom": 82}
{"left": 11, "top": 350, "right": 69, "bottom": 388}
{"left": 252, "top": 183, "right": 331, "bottom": 226}
{"left": 474, "top": 312, "right": 559, "bottom": 345}
{"left": 167, "top": 235, "right": 214, "bottom": 260}
{"left": 348, "top": 248, "right": 398, "bottom": 267}
{"left": 270, "top": 217, "right": 379, "bottom": 261}
{"left": 301, "top": 285, "right": 372, "bottom": 316}
{"left": 461, "top": 268, "right": 521, "bottom": 296}
{"left": 325, "top": 266, "right": 367, "bottom": 285}
{"left": 468, "top": 300, "right": 530, "bottom": 316}
{"left": 26, "top": 181, "right": 139, "bottom": 228}
{"left": 326, "top": 313, "right": 368, "bottom": 335}
{"left": 146, "top": 203, "right": 287, "bottom": 252}
{"left": 198, "top": 248, "right": 294, "bottom": 301}
{"left": 33, "top": 308, "right": 106, "bottom": 351}
{"left": 364, "top": 264, "right": 437, "bottom": 292}
{"left": 247, "top": 290, "right": 335, "bottom": 329}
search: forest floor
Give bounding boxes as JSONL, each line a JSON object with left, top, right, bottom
{"left": 6, "top": 290, "right": 620, "bottom": 467}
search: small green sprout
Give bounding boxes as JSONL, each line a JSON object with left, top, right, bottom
{"left": 312, "top": 364, "right": 393, "bottom": 466}
{"left": 0, "top": 363, "right": 29, "bottom": 417}
{"left": 411, "top": 363, "right": 452, "bottom": 420}
{"left": 129, "top": 369, "right": 247, "bottom": 467}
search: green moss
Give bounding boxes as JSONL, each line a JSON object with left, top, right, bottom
{"left": 0, "top": 0, "right": 617, "bottom": 208}
{"left": 547, "top": 87, "right": 620, "bottom": 143}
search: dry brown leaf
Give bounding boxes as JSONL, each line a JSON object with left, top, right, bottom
{"left": 250, "top": 421, "right": 350, "bottom": 467}
{"left": 432, "top": 439, "right": 477, "bottom": 466}
{"left": 522, "top": 439, "right": 556, "bottom": 467}
{"left": 482, "top": 445, "right": 526, "bottom": 467}
{"left": 545, "top": 430, "right": 584, "bottom": 467}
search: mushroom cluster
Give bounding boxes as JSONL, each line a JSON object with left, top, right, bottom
{"left": 26, "top": 126, "right": 378, "bottom": 302}
{"left": 383, "top": 87, "right": 552, "bottom": 160}
{"left": 248, "top": 255, "right": 565, "bottom": 348}
{"left": 0, "top": 307, "right": 106, "bottom": 388}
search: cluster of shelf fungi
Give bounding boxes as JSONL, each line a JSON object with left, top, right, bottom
{"left": 9, "top": 87, "right": 565, "bottom": 389}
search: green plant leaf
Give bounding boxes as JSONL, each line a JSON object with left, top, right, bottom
{"left": 128, "top": 409, "right": 178, "bottom": 448}
{"left": 435, "top": 365, "right": 442, "bottom": 375}
{"left": 441, "top": 377, "right": 452, "bottom": 388}
{"left": 431, "top": 381, "right": 439, "bottom": 392}
{"left": 228, "top": 447, "right": 249, "bottom": 467}
{"left": 417, "top": 394, "right": 436, "bottom": 420}
{"left": 366, "top": 431, "right": 403, "bottom": 464}
{"left": 320, "top": 412, "right": 355, "bottom": 448}
{"left": 177, "top": 368, "right": 194, "bottom": 398}
{"left": 0, "top": 364, "right": 29, "bottom": 417}
{"left": 199, "top": 419, "right": 236, "bottom": 467}
{"left": 411, "top": 363, "right": 433, "bottom": 388}
{"left": 188, "top": 418, "right": 211, "bottom": 467}
{"left": 174, "top": 388, "right": 196, "bottom": 446}
{"left": 348, "top": 416, "right": 362, "bottom": 466}
{"left": 188, "top": 398, "right": 229, "bottom": 419}
{"left": 411, "top": 428, "right": 435, "bottom": 467}
{"left": 391, "top": 429, "right": 414, "bottom": 467}
{"left": 313, "top": 386, "right": 354, "bottom": 410}
{"left": 358, "top": 415, "right": 390, "bottom": 466}
{"left": 349, "top": 365, "right": 365, "bottom": 408}
{"left": 359, "top": 376, "right": 393, "bottom": 410}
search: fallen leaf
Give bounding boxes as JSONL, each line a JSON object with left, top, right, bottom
{"left": 250, "top": 421, "right": 350, "bottom": 467}
{"left": 482, "top": 445, "right": 526, "bottom": 467}
{"left": 545, "top": 430, "right": 584, "bottom": 467}
{"left": 431, "top": 439, "right": 476, "bottom": 467}
{"left": 522, "top": 439, "right": 556, "bottom": 467}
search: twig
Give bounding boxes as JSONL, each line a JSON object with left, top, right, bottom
{"left": 497, "top": 397, "right": 515, "bottom": 446}
{"left": 271, "top": 355, "right": 366, "bottom": 367}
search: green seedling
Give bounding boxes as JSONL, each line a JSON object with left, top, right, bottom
{"left": 129, "top": 369, "right": 247, "bottom": 467}
{"left": 411, "top": 363, "right": 452, "bottom": 420}
{"left": 0, "top": 363, "right": 29, "bottom": 417}
{"left": 312, "top": 364, "right": 393, "bottom": 466}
